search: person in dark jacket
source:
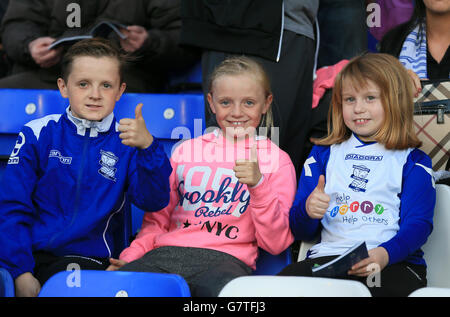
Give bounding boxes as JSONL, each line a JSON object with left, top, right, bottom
{"left": 0, "top": 0, "right": 109, "bottom": 89}
{"left": 379, "top": 0, "right": 449, "bottom": 80}
{"left": 98, "top": 0, "right": 200, "bottom": 93}
{"left": 0, "top": 0, "right": 200, "bottom": 92}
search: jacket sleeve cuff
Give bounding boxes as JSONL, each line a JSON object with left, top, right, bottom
{"left": 379, "top": 238, "right": 407, "bottom": 265}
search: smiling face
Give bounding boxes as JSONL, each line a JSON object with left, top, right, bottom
{"left": 57, "top": 56, "right": 126, "bottom": 121}
{"left": 342, "top": 79, "right": 385, "bottom": 142}
{"left": 207, "top": 73, "right": 272, "bottom": 140}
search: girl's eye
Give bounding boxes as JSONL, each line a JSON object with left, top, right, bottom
{"left": 366, "top": 95, "right": 376, "bottom": 101}
{"left": 245, "top": 100, "right": 254, "bottom": 106}
{"left": 220, "top": 100, "right": 230, "bottom": 107}
{"left": 344, "top": 97, "right": 355, "bottom": 103}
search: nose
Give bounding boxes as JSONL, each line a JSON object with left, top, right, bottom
{"left": 353, "top": 98, "right": 366, "bottom": 113}
{"left": 230, "top": 104, "right": 243, "bottom": 117}
{"left": 89, "top": 86, "right": 101, "bottom": 100}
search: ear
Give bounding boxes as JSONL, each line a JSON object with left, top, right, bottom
{"left": 207, "top": 93, "right": 216, "bottom": 114}
{"left": 115, "top": 82, "right": 127, "bottom": 101}
{"left": 262, "top": 94, "right": 273, "bottom": 114}
{"left": 57, "top": 78, "right": 68, "bottom": 98}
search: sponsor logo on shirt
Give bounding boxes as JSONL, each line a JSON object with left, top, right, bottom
{"left": 345, "top": 154, "right": 383, "bottom": 161}
{"left": 49, "top": 149, "right": 72, "bottom": 164}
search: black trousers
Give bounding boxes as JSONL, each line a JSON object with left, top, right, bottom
{"left": 278, "top": 256, "right": 427, "bottom": 297}
{"left": 201, "top": 30, "right": 315, "bottom": 178}
{"left": 33, "top": 251, "right": 110, "bottom": 286}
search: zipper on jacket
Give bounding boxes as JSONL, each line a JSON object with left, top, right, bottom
{"left": 276, "top": 1, "right": 285, "bottom": 62}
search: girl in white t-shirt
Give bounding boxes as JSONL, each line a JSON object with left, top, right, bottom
{"left": 279, "top": 53, "right": 436, "bottom": 297}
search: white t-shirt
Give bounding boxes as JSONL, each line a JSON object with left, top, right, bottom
{"left": 309, "top": 134, "right": 412, "bottom": 258}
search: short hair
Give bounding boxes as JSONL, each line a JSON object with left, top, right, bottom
{"left": 207, "top": 56, "right": 274, "bottom": 134}
{"left": 316, "top": 53, "right": 421, "bottom": 150}
{"left": 60, "top": 37, "right": 128, "bottom": 83}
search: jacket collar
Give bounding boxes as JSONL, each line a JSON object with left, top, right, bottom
{"left": 66, "top": 106, "right": 114, "bottom": 137}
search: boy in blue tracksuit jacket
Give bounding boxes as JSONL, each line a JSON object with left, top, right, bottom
{"left": 0, "top": 38, "right": 172, "bottom": 296}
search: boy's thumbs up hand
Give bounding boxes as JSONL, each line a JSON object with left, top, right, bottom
{"left": 233, "top": 144, "right": 262, "bottom": 187}
{"left": 118, "top": 103, "right": 154, "bottom": 149}
{"left": 306, "top": 175, "right": 330, "bottom": 219}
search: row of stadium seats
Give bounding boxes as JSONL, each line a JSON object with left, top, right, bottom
{"left": 0, "top": 89, "right": 449, "bottom": 297}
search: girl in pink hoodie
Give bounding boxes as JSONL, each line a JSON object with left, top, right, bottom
{"left": 108, "top": 56, "right": 296, "bottom": 296}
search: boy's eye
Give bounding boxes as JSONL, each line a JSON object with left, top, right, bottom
{"left": 79, "top": 82, "right": 88, "bottom": 88}
{"left": 103, "top": 83, "right": 112, "bottom": 88}
{"left": 245, "top": 100, "right": 254, "bottom": 106}
{"left": 220, "top": 100, "right": 230, "bottom": 107}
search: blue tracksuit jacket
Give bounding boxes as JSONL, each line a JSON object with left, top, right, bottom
{"left": 0, "top": 108, "right": 172, "bottom": 278}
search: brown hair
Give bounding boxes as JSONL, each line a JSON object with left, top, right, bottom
{"left": 60, "top": 37, "right": 128, "bottom": 83}
{"left": 208, "top": 56, "right": 274, "bottom": 134}
{"left": 315, "top": 53, "right": 421, "bottom": 149}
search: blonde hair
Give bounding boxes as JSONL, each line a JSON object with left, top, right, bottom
{"left": 208, "top": 56, "right": 274, "bottom": 136}
{"left": 315, "top": 53, "right": 421, "bottom": 149}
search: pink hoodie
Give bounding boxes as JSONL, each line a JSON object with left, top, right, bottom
{"left": 120, "top": 131, "right": 296, "bottom": 269}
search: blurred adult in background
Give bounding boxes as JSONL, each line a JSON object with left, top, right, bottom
{"left": 0, "top": 0, "right": 109, "bottom": 89}
{"left": 379, "top": 0, "right": 450, "bottom": 80}
{"left": 0, "top": 0, "right": 10, "bottom": 78}
{"left": 98, "top": 0, "right": 200, "bottom": 93}
{"left": 368, "top": 0, "right": 414, "bottom": 43}
{"left": 316, "top": 0, "right": 367, "bottom": 68}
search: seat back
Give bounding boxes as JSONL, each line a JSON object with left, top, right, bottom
{"left": 422, "top": 184, "right": 450, "bottom": 288}
{"left": 0, "top": 90, "right": 206, "bottom": 158}
{"left": 218, "top": 275, "right": 372, "bottom": 297}
{"left": 38, "top": 270, "right": 190, "bottom": 297}
{"left": 409, "top": 287, "right": 450, "bottom": 297}
{"left": 0, "top": 268, "right": 14, "bottom": 297}
{"left": 0, "top": 89, "right": 67, "bottom": 157}
{"left": 114, "top": 92, "right": 205, "bottom": 158}
{"left": 253, "top": 248, "right": 292, "bottom": 275}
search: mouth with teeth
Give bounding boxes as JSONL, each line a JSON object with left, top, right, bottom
{"left": 354, "top": 118, "right": 370, "bottom": 125}
{"left": 229, "top": 121, "right": 247, "bottom": 127}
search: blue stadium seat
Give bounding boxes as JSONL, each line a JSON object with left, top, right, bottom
{"left": 253, "top": 248, "right": 292, "bottom": 275}
{"left": 0, "top": 89, "right": 205, "bottom": 157}
{"left": 38, "top": 270, "right": 191, "bottom": 297}
{"left": 0, "top": 89, "right": 67, "bottom": 157}
{"left": 114, "top": 92, "right": 205, "bottom": 157}
{"left": 0, "top": 267, "right": 14, "bottom": 297}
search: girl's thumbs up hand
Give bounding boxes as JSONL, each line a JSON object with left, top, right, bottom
{"left": 233, "top": 144, "right": 262, "bottom": 187}
{"left": 306, "top": 175, "right": 330, "bottom": 219}
{"left": 118, "top": 103, "right": 154, "bottom": 149}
